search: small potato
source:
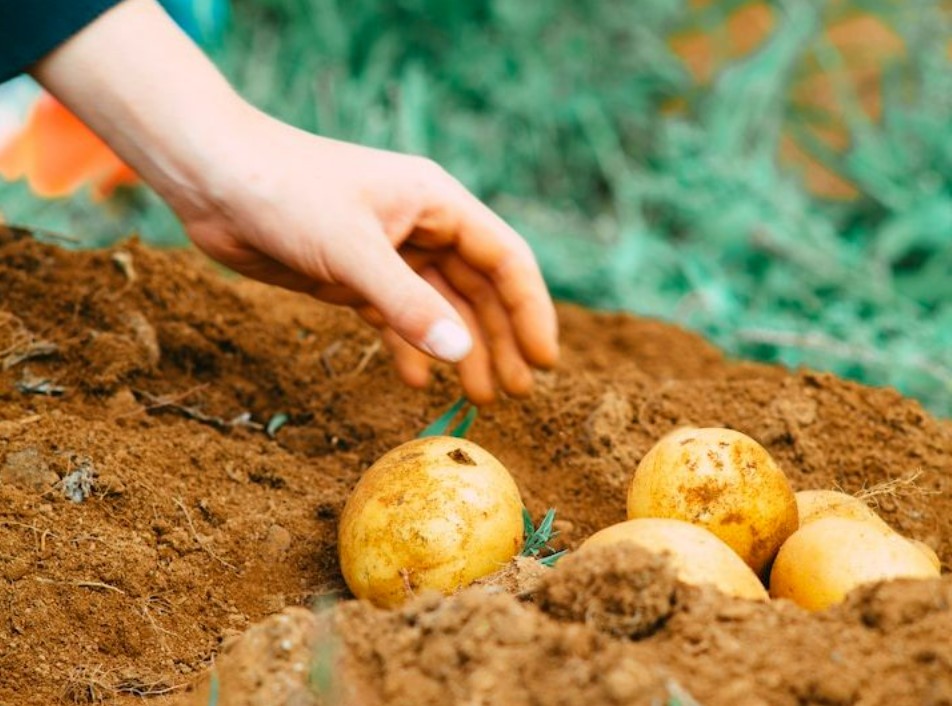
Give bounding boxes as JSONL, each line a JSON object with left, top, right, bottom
{"left": 581, "top": 518, "right": 769, "bottom": 601}
{"left": 769, "top": 517, "right": 940, "bottom": 611}
{"left": 627, "top": 427, "right": 798, "bottom": 578}
{"left": 338, "top": 436, "right": 524, "bottom": 608}
{"left": 796, "top": 490, "right": 942, "bottom": 571}
{"left": 795, "top": 489, "right": 892, "bottom": 531}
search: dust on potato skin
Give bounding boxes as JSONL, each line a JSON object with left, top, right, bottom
{"left": 338, "top": 436, "right": 524, "bottom": 608}
{"left": 628, "top": 427, "right": 798, "bottom": 577}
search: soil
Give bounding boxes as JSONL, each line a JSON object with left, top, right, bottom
{"left": 0, "top": 224, "right": 949, "bottom": 706}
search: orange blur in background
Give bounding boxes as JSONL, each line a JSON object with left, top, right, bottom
{"left": 0, "top": 92, "right": 138, "bottom": 201}
{"left": 668, "top": 1, "right": 907, "bottom": 200}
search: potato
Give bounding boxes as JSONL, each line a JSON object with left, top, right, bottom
{"left": 581, "top": 518, "right": 769, "bottom": 601}
{"left": 796, "top": 489, "right": 942, "bottom": 571}
{"left": 338, "top": 436, "right": 525, "bottom": 608}
{"left": 795, "top": 489, "right": 892, "bottom": 530}
{"left": 627, "top": 427, "right": 798, "bottom": 577}
{"left": 909, "top": 539, "right": 942, "bottom": 572}
{"left": 769, "top": 517, "right": 940, "bottom": 611}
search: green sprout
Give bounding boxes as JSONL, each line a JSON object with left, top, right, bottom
{"left": 521, "top": 508, "right": 567, "bottom": 567}
{"left": 665, "top": 679, "right": 703, "bottom": 706}
{"left": 418, "top": 397, "right": 477, "bottom": 438}
{"left": 266, "top": 411, "right": 290, "bottom": 438}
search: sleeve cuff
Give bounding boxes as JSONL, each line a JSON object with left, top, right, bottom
{"left": 0, "top": 0, "right": 125, "bottom": 83}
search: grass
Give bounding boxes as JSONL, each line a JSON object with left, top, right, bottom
{"left": 1, "top": 0, "right": 949, "bottom": 416}
{"left": 418, "top": 397, "right": 478, "bottom": 438}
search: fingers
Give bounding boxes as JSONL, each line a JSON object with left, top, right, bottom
{"left": 420, "top": 268, "right": 496, "bottom": 405}
{"left": 436, "top": 255, "right": 534, "bottom": 397}
{"left": 372, "top": 273, "right": 496, "bottom": 405}
{"left": 333, "top": 223, "right": 473, "bottom": 364}
{"left": 381, "top": 328, "right": 431, "bottom": 389}
{"left": 410, "top": 164, "right": 559, "bottom": 370}
{"left": 366, "top": 256, "right": 537, "bottom": 403}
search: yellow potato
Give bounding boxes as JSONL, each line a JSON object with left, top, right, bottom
{"left": 338, "top": 436, "right": 524, "bottom": 608}
{"left": 909, "top": 539, "right": 942, "bottom": 572}
{"left": 795, "top": 489, "right": 892, "bottom": 530}
{"left": 795, "top": 490, "right": 942, "bottom": 571}
{"left": 581, "top": 518, "right": 769, "bottom": 601}
{"left": 627, "top": 427, "right": 798, "bottom": 577}
{"left": 769, "top": 517, "right": 940, "bottom": 611}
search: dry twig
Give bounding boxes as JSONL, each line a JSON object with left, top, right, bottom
{"left": 131, "top": 387, "right": 263, "bottom": 432}
{"left": 34, "top": 577, "right": 125, "bottom": 595}
{"left": 350, "top": 339, "right": 382, "bottom": 377}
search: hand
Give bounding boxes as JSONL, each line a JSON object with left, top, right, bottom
{"left": 31, "top": 0, "right": 558, "bottom": 404}
{"left": 180, "top": 114, "right": 559, "bottom": 404}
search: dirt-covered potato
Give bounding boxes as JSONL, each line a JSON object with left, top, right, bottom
{"left": 580, "top": 518, "right": 769, "bottom": 601}
{"left": 338, "top": 436, "right": 525, "bottom": 608}
{"left": 627, "top": 427, "right": 798, "bottom": 577}
{"left": 769, "top": 517, "right": 941, "bottom": 611}
{"left": 795, "top": 489, "right": 892, "bottom": 530}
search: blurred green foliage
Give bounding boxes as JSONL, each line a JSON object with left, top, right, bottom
{"left": 1, "top": 0, "right": 949, "bottom": 415}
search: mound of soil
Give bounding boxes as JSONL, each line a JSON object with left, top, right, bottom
{"left": 1, "top": 225, "right": 949, "bottom": 705}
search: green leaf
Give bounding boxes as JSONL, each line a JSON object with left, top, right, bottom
{"left": 266, "top": 412, "right": 290, "bottom": 438}
{"left": 521, "top": 508, "right": 567, "bottom": 566}
{"left": 418, "top": 398, "right": 477, "bottom": 438}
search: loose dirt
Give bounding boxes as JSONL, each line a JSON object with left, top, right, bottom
{"left": 0, "top": 225, "right": 949, "bottom": 706}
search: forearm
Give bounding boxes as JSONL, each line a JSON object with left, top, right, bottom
{"left": 29, "top": 0, "right": 250, "bottom": 216}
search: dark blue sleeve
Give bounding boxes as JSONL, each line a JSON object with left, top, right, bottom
{"left": 0, "top": 0, "right": 124, "bottom": 83}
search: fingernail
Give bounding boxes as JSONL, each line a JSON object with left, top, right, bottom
{"left": 423, "top": 319, "right": 472, "bottom": 362}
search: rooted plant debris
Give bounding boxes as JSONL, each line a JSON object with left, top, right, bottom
{"left": 0, "top": 229, "right": 950, "bottom": 706}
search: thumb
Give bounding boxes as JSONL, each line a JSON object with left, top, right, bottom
{"left": 336, "top": 231, "right": 473, "bottom": 363}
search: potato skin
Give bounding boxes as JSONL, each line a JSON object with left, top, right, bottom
{"left": 795, "top": 490, "right": 942, "bottom": 571}
{"left": 627, "top": 427, "right": 798, "bottom": 578}
{"left": 581, "top": 518, "right": 769, "bottom": 601}
{"left": 910, "top": 539, "right": 942, "bottom": 572}
{"left": 795, "top": 489, "right": 892, "bottom": 530}
{"left": 338, "top": 436, "right": 524, "bottom": 608}
{"left": 769, "top": 517, "right": 941, "bottom": 611}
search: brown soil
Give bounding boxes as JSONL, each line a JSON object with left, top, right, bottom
{"left": 0, "top": 225, "right": 949, "bottom": 706}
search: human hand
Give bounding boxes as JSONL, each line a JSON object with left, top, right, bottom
{"left": 31, "top": 0, "right": 558, "bottom": 404}
{"left": 179, "top": 115, "right": 559, "bottom": 404}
